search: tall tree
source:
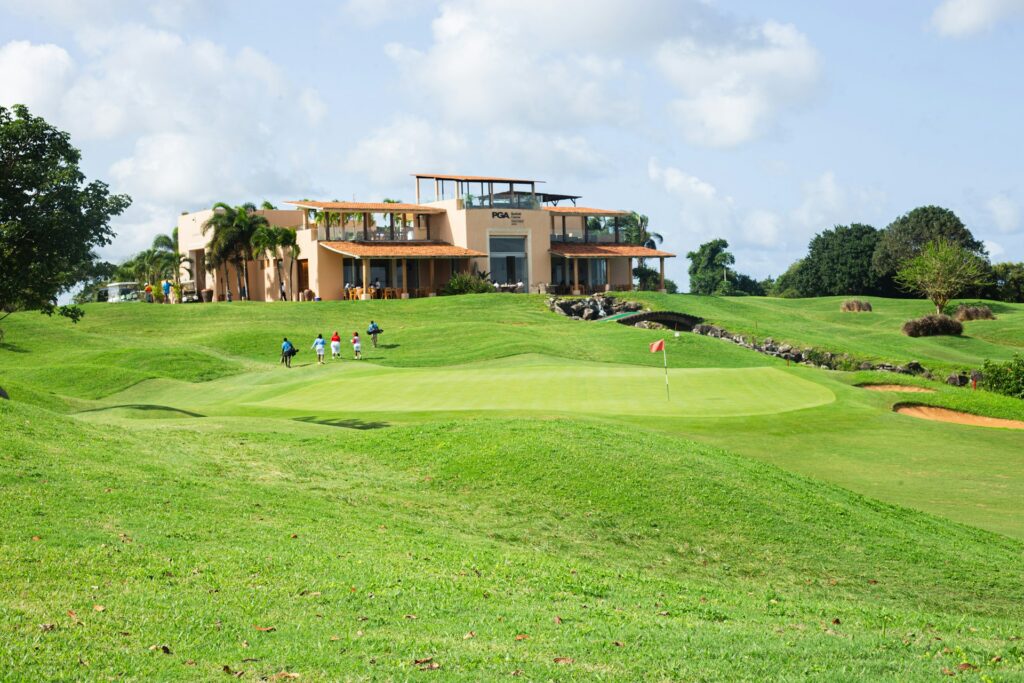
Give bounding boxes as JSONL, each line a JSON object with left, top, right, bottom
{"left": 277, "top": 227, "right": 301, "bottom": 300}
{"left": 895, "top": 239, "right": 990, "bottom": 314}
{"left": 686, "top": 239, "right": 735, "bottom": 295}
{"left": 796, "top": 224, "right": 881, "bottom": 296}
{"left": 988, "top": 262, "right": 1024, "bottom": 303}
{"left": 201, "top": 203, "right": 268, "bottom": 300}
{"left": 152, "top": 228, "right": 192, "bottom": 288}
{"left": 872, "top": 206, "right": 985, "bottom": 288}
{"left": 0, "top": 104, "right": 130, "bottom": 334}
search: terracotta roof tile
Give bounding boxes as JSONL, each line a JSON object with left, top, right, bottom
{"left": 320, "top": 241, "right": 486, "bottom": 258}
{"left": 549, "top": 243, "right": 675, "bottom": 258}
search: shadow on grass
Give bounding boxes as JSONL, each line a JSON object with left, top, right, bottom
{"left": 0, "top": 342, "right": 29, "bottom": 353}
{"left": 77, "top": 403, "right": 206, "bottom": 417}
{"left": 377, "top": 343, "right": 400, "bottom": 349}
{"left": 293, "top": 415, "right": 390, "bottom": 430}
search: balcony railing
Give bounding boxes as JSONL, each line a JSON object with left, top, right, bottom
{"left": 550, "top": 231, "right": 619, "bottom": 243}
{"left": 464, "top": 192, "right": 540, "bottom": 210}
{"left": 316, "top": 225, "right": 429, "bottom": 242}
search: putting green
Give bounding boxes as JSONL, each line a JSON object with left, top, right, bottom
{"left": 247, "top": 355, "right": 834, "bottom": 417}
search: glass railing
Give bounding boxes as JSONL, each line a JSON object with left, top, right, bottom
{"left": 464, "top": 193, "right": 540, "bottom": 210}
{"left": 550, "top": 231, "right": 618, "bottom": 243}
{"left": 316, "top": 226, "right": 429, "bottom": 242}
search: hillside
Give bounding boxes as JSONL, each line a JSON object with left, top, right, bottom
{"left": 628, "top": 293, "right": 1024, "bottom": 375}
{"left": 2, "top": 297, "right": 1024, "bottom": 679}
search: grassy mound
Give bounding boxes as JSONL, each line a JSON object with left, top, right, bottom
{"left": 2, "top": 399, "right": 1022, "bottom": 680}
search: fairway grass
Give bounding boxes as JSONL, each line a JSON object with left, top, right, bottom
{"left": 2, "top": 297, "right": 1024, "bottom": 679}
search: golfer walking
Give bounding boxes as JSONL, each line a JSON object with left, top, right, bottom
{"left": 367, "top": 320, "right": 382, "bottom": 348}
{"left": 281, "top": 337, "right": 295, "bottom": 368}
{"left": 330, "top": 331, "right": 342, "bottom": 359}
{"left": 350, "top": 331, "right": 362, "bottom": 360}
{"left": 311, "top": 333, "right": 326, "bottom": 365}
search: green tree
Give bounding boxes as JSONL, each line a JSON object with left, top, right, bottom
{"left": 895, "top": 239, "right": 990, "bottom": 314}
{"left": 989, "top": 262, "right": 1024, "bottom": 303}
{"left": 686, "top": 239, "right": 734, "bottom": 295}
{"left": 277, "top": 227, "right": 301, "bottom": 300}
{"left": 632, "top": 264, "right": 679, "bottom": 293}
{"left": 0, "top": 105, "right": 130, "bottom": 334}
{"left": 620, "top": 212, "right": 664, "bottom": 268}
{"left": 152, "top": 228, "right": 192, "bottom": 288}
{"left": 201, "top": 203, "right": 269, "bottom": 300}
{"left": 796, "top": 224, "right": 880, "bottom": 296}
{"left": 252, "top": 225, "right": 295, "bottom": 301}
{"left": 260, "top": 200, "right": 276, "bottom": 210}
{"left": 770, "top": 260, "right": 806, "bottom": 297}
{"left": 872, "top": 206, "right": 985, "bottom": 288}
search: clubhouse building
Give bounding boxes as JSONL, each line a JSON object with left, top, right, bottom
{"left": 177, "top": 173, "right": 675, "bottom": 301}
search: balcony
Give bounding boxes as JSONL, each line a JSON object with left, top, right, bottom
{"left": 463, "top": 191, "right": 540, "bottom": 210}
{"left": 316, "top": 225, "right": 430, "bottom": 242}
{"left": 550, "top": 229, "right": 618, "bottom": 244}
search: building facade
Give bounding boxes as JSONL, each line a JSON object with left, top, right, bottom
{"left": 177, "top": 173, "right": 674, "bottom": 301}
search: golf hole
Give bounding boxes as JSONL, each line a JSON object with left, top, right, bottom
{"left": 893, "top": 404, "right": 1024, "bottom": 430}
{"left": 860, "top": 384, "right": 935, "bottom": 393}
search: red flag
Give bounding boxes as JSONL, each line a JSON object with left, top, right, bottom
{"left": 649, "top": 339, "right": 665, "bottom": 353}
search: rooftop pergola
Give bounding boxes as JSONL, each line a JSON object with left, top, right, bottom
{"left": 412, "top": 173, "right": 545, "bottom": 206}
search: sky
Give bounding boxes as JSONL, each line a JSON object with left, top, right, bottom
{"left": 2, "top": 0, "right": 1023, "bottom": 288}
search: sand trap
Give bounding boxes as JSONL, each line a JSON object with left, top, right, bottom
{"left": 860, "top": 384, "right": 935, "bottom": 393}
{"left": 894, "top": 404, "right": 1024, "bottom": 430}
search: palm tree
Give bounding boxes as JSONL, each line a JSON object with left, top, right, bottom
{"left": 202, "top": 203, "right": 241, "bottom": 301}
{"left": 277, "top": 227, "right": 301, "bottom": 300}
{"left": 152, "top": 228, "right": 193, "bottom": 289}
{"left": 202, "top": 203, "right": 269, "bottom": 300}
{"left": 622, "top": 212, "right": 663, "bottom": 250}
{"left": 260, "top": 200, "right": 276, "bottom": 210}
{"left": 252, "top": 225, "right": 290, "bottom": 301}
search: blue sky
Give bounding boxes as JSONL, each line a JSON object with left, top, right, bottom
{"left": 2, "top": 0, "right": 1023, "bottom": 287}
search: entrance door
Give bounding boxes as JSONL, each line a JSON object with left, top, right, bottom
{"left": 297, "top": 259, "right": 309, "bottom": 292}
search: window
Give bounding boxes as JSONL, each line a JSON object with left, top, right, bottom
{"left": 489, "top": 236, "right": 528, "bottom": 286}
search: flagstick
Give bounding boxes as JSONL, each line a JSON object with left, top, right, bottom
{"left": 663, "top": 348, "right": 671, "bottom": 401}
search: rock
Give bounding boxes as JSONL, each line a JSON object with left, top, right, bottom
{"left": 906, "top": 361, "right": 925, "bottom": 374}
{"left": 553, "top": 305, "right": 568, "bottom": 316}
{"left": 778, "top": 344, "right": 792, "bottom": 354}
{"left": 581, "top": 307, "right": 595, "bottom": 320}
{"left": 946, "top": 373, "right": 968, "bottom": 387}
{"left": 859, "top": 361, "right": 874, "bottom": 371}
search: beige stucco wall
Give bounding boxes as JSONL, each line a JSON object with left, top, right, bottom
{"left": 459, "top": 208, "right": 554, "bottom": 291}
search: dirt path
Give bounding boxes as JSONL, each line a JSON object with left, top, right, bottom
{"left": 894, "top": 404, "right": 1024, "bottom": 430}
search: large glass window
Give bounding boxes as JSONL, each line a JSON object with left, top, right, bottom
{"left": 489, "top": 236, "right": 528, "bottom": 286}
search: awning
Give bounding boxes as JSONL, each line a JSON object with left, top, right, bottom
{"left": 549, "top": 243, "right": 675, "bottom": 258}
{"left": 320, "top": 241, "right": 486, "bottom": 259}
{"left": 285, "top": 200, "right": 445, "bottom": 214}
{"left": 543, "top": 206, "right": 629, "bottom": 217}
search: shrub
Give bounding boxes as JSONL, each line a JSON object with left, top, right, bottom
{"left": 954, "top": 304, "right": 995, "bottom": 321}
{"left": 901, "top": 314, "right": 962, "bottom": 337}
{"left": 442, "top": 272, "right": 496, "bottom": 295}
{"left": 982, "top": 354, "right": 1024, "bottom": 399}
{"left": 840, "top": 299, "right": 873, "bottom": 312}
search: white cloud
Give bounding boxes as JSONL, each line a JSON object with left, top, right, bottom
{"left": 345, "top": 117, "right": 469, "bottom": 188}
{"left": 930, "top": 0, "right": 1024, "bottom": 37}
{"left": 742, "top": 210, "right": 782, "bottom": 247}
{"left": 791, "top": 170, "right": 885, "bottom": 231}
{"left": 655, "top": 21, "right": 820, "bottom": 147}
{"left": 0, "top": 40, "right": 74, "bottom": 112}
{"left": 986, "top": 194, "right": 1020, "bottom": 233}
{"left": 984, "top": 239, "right": 1005, "bottom": 258}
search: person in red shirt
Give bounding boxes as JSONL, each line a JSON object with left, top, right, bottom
{"left": 330, "top": 331, "right": 342, "bottom": 359}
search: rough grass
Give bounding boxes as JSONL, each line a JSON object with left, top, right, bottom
{"left": 2, "top": 401, "right": 1023, "bottom": 681}
{"left": 2, "top": 297, "right": 1024, "bottom": 679}
{"left": 901, "top": 314, "right": 963, "bottom": 338}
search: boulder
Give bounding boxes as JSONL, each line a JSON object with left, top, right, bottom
{"left": 581, "top": 307, "right": 596, "bottom": 320}
{"left": 946, "top": 373, "right": 969, "bottom": 387}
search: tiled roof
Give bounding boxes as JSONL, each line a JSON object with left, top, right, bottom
{"left": 320, "top": 241, "right": 486, "bottom": 258}
{"left": 550, "top": 243, "right": 675, "bottom": 258}
{"left": 285, "top": 200, "right": 445, "bottom": 214}
{"left": 412, "top": 173, "right": 543, "bottom": 183}
{"left": 543, "top": 206, "right": 630, "bottom": 216}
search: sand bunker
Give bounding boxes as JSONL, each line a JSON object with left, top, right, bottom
{"left": 860, "top": 384, "right": 935, "bottom": 393}
{"left": 894, "top": 404, "right": 1024, "bottom": 430}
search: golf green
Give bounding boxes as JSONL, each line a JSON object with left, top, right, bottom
{"left": 249, "top": 355, "right": 835, "bottom": 417}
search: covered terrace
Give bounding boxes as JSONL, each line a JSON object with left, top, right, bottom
{"left": 319, "top": 241, "right": 486, "bottom": 300}
{"left": 549, "top": 243, "right": 676, "bottom": 296}
{"left": 544, "top": 206, "right": 631, "bottom": 244}
{"left": 286, "top": 200, "right": 446, "bottom": 242}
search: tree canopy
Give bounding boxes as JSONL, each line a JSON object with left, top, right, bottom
{"left": 895, "top": 239, "right": 990, "bottom": 314}
{"left": 872, "top": 206, "right": 985, "bottom": 284}
{"left": 0, "top": 104, "right": 130, "bottom": 332}
{"left": 686, "top": 239, "right": 735, "bottom": 295}
{"left": 795, "top": 224, "right": 880, "bottom": 296}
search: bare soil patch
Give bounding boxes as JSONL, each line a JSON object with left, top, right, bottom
{"left": 861, "top": 384, "right": 935, "bottom": 394}
{"left": 894, "top": 404, "right": 1024, "bottom": 430}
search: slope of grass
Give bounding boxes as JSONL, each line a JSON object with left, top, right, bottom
{"left": 628, "top": 293, "right": 1024, "bottom": 374}
{"left": 2, "top": 399, "right": 1023, "bottom": 681}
